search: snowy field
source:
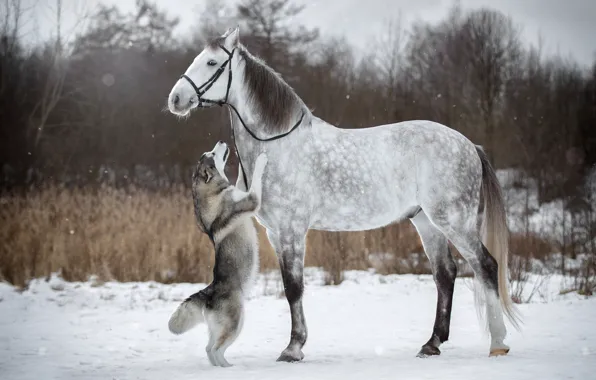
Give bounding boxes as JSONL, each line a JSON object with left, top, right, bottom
{"left": 1, "top": 269, "right": 595, "bottom": 380}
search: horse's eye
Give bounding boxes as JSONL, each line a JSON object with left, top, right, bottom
{"left": 207, "top": 60, "right": 217, "bottom": 66}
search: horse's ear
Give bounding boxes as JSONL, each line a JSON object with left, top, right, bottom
{"left": 223, "top": 26, "right": 239, "bottom": 49}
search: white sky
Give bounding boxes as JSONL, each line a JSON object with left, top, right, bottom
{"left": 15, "top": 0, "right": 596, "bottom": 67}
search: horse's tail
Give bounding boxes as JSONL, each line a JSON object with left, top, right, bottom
{"left": 168, "top": 290, "right": 207, "bottom": 334}
{"left": 476, "top": 146, "right": 522, "bottom": 331}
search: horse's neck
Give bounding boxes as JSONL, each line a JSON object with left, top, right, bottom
{"left": 228, "top": 106, "right": 259, "bottom": 187}
{"left": 227, "top": 58, "right": 314, "bottom": 140}
{"left": 227, "top": 82, "right": 288, "bottom": 155}
{"left": 229, "top": 108, "right": 258, "bottom": 154}
{"left": 228, "top": 101, "right": 314, "bottom": 153}
{"left": 228, "top": 89, "right": 279, "bottom": 141}
{"left": 226, "top": 64, "right": 319, "bottom": 184}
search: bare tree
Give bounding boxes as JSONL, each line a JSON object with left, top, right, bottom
{"left": 459, "top": 8, "right": 522, "bottom": 165}
{"left": 190, "top": 0, "right": 237, "bottom": 46}
{"left": 236, "top": 0, "right": 318, "bottom": 69}
{"left": 29, "top": 0, "right": 66, "bottom": 147}
{"left": 373, "top": 15, "right": 409, "bottom": 122}
{"left": 72, "top": 0, "right": 179, "bottom": 55}
{"left": 405, "top": 5, "right": 477, "bottom": 131}
{"left": 1, "top": 0, "right": 35, "bottom": 93}
{"left": 305, "top": 37, "right": 355, "bottom": 125}
{"left": 0, "top": 0, "right": 33, "bottom": 53}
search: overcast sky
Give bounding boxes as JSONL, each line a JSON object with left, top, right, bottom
{"left": 18, "top": 0, "right": 596, "bottom": 67}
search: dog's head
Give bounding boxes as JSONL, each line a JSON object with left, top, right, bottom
{"left": 193, "top": 141, "right": 230, "bottom": 188}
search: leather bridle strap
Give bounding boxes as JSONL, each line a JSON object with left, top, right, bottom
{"left": 180, "top": 45, "right": 305, "bottom": 190}
{"left": 179, "top": 46, "right": 234, "bottom": 107}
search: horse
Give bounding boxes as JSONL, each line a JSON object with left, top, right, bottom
{"left": 166, "top": 27, "right": 522, "bottom": 362}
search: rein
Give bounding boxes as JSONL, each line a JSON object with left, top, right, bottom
{"left": 180, "top": 45, "right": 305, "bottom": 189}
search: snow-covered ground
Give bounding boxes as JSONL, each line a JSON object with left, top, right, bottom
{"left": 498, "top": 168, "right": 596, "bottom": 247}
{"left": 1, "top": 269, "right": 595, "bottom": 380}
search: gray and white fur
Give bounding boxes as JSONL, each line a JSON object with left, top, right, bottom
{"left": 168, "top": 141, "right": 267, "bottom": 367}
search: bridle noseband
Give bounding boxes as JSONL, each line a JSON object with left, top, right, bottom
{"left": 180, "top": 45, "right": 234, "bottom": 108}
{"left": 180, "top": 45, "right": 305, "bottom": 189}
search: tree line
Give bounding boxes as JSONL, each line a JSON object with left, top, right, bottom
{"left": 1, "top": 0, "right": 595, "bottom": 205}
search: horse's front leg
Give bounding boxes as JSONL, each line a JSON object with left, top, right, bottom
{"left": 267, "top": 228, "right": 308, "bottom": 362}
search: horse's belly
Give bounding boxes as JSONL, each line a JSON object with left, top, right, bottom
{"left": 309, "top": 191, "right": 416, "bottom": 232}
{"left": 310, "top": 211, "right": 398, "bottom": 231}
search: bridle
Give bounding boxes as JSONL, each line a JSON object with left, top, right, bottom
{"left": 180, "top": 45, "right": 305, "bottom": 189}
{"left": 180, "top": 45, "right": 234, "bottom": 108}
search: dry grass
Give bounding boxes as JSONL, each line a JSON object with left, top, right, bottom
{"left": 0, "top": 186, "right": 424, "bottom": 287}
{"left": 0, "top": 186, "right": 562, "bottom": 289}
{"left": 508, "top": 232, "right": 556, "bottom": 303}
{"left": 1, "top": 185, "right": 217, "bottom": 286}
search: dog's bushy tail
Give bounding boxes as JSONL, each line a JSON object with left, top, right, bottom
{"left": 168, "top": 291, "right": 208, "bottom": 334}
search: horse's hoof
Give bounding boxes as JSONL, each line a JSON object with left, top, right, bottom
{"left": 489, "top": 348, "right": 510, "bottom": 357}
{"left": 277, "top": 348, "right": 305, "bottom": 362}
{"left": 417, "top": 344, "right": 441, "bottom": 358}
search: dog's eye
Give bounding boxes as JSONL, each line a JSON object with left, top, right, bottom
{"left": 207, "top": 60, "right": 217, "bottom": 66}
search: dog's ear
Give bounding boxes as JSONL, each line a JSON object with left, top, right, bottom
{"left": 203, "top": 167, "right": 213, "bottom": 183}
{"left": 192, "top": 163, "right": 213, "bottom": 184}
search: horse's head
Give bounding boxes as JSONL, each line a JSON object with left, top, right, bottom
{"left": 168, "top": 27, "right": 240, "bottom": 116}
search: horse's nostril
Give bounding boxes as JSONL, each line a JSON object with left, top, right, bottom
{"left": 173, "top": 94, "right": 180, "bottom": 105}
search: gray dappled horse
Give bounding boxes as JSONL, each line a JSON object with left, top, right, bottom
{"left": 167, "top": 27, "right": 521, "bottom": 362}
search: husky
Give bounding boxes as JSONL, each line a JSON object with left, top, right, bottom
{"left": 168, "top": 140, "right": 268, "bottom": 367}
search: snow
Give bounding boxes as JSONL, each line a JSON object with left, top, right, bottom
{"left": 498, "top": 168, "right": 596, "bottom": 249}
{"left": 1, "top": 269, "right": 595, "bottom": 380}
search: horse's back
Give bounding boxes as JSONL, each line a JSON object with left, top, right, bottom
{"left": 307, "top": 119, "right": 482, "bottom": 230}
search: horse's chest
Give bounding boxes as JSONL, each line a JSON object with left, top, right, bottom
{"left": 255, "top": 174, "right": 311, "bottom": 230}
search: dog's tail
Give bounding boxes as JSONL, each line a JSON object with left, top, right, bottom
{"left": 168, "top": 290, "right": 208, "bottom": 334}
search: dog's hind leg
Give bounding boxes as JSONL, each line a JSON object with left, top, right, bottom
{"left": 212, "top": 333, "right": 235, "bottom": 367}
{"left": 204, "top": 310, "right": 221, "bottom": 366}
{"left": 205, "top": 304, "right": 244, "bottom": 367}
{"left": 205, "top": 327, "right": 217, "bottom": 366}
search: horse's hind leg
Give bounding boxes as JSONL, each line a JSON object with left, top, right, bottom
{"left": 426, "top": 210, "right": 509, "bottom": 356}
{"left": 410, "top": 210, "right": 457, "bottom": 357}
{"left": 453, "top": 234, "right": 508, "bottom": 355}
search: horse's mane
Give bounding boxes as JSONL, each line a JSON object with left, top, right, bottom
{"left": 208, "top": 36, "right": 310, "bottom": 135}
{"left": 240, "top": 48, "right": 310, "bottom": 135}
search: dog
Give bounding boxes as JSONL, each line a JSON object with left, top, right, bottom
{"left": 168, "top": 140, "right": 267, "bottom": 367}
